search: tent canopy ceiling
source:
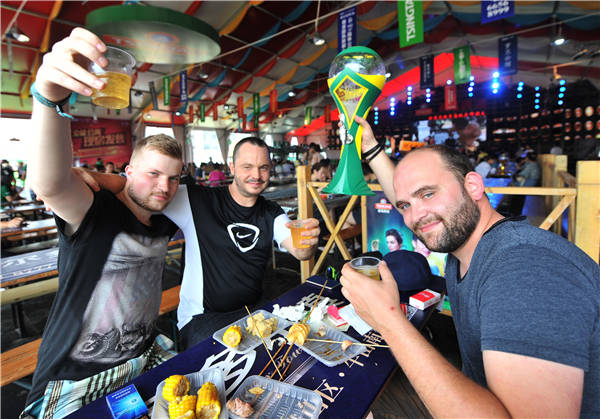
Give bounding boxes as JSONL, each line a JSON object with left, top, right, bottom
{"left": 1, "top": 0, "right": 599, "bottom": 134}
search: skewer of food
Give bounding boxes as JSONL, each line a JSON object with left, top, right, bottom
{"left": 305, "top": 338, "right": 390, "bottom": 350}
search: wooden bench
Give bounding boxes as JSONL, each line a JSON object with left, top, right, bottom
{"left": 1, "top": 285, "right": 181, "bottom": 387}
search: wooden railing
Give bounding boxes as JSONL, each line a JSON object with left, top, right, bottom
{"left": 297, "top": 158, "right": 599, "bottom": 282}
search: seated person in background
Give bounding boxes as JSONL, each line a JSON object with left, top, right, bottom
{"left": 281, "top": 159, "right": 295, "bottom": 176}
{"left": 515, "top": 152, "right": 541, "bottom": 186}
{"left": 474, "top": 153, "right": 497, "bottom": 178}
{"left": 104, "top": 161, "right": 118, "bottom": 174}
{"left": 194, "top": 163, "right": 206, "bottom": 183}
{"left": 0, "top": 216, "right": 24, "bottom": 230}
{"left": 310, "top": 160, "right": 332, "bottom": 184}
{"left": 340, "top": 115, "right": 600, "bottom": 418}
{"left": 207, "top": 163, "right": 227, "bottom": 187}
{"left": 23, "top": 28, "right": 182, "bottom": 418}
{"left": 385, "top": 228, "right": 402, "bottom": 252}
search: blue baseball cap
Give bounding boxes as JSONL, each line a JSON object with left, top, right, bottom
{"left": 383, "top": 250, "right": 431, "bottom": 302}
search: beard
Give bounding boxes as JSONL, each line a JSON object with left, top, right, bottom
{"left": 413, "top": 188, "right": 480, "bottom": 253}
{"left": 127, "top": 184, "right": 168, "bottom": 212}
{"left": 233, "top": 175, "right": 267, "bottom": 198}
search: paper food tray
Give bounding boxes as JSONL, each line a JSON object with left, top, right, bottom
{"left": 152, "top": 367, "right": 227, "bottom": 419}
{"left": 287, "top": 322, "right": 366, "bottom": 367}
{"left": 228, "top": 375, "right": 322, "bottom": 419}
{"left": 213, "top": 309, "right": 292, "bottom": 354}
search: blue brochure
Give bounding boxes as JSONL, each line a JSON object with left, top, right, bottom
{"left": 106, "top": 384, "right": 148, "bottom": 419}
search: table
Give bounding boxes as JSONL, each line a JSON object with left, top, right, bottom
{"left": 1, "top": 247, "right": 59, "bottom": 287}
{"left": 0, "top": 204, "right": 48, "bottom": 220}
{"left": 70, "top": 276, "right": 444, "bottom": 418}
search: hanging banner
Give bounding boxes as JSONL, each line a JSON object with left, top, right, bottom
{"left": 324, "top": 104, "right": 331, "bottom": 123}
{"left": 149, "top": 81, "right": 158, "bottom": 110}
{"left": 498, "top": 35, "right": 518, "bottom": 76}
{"left": 397, "top": 0, "right": 423, "bottom": 48}
{"left": 444, "top": 84, "right": 457, "bottom": 111}
{"left": 453, "top": 46, "right": 471, "bottom": 85}
{"left": 253, "top": 93, "right": 260, "bottom": 127}
{"left": 163, "top": 76, "right": 170, "bottom": 106}
{"left": 213, "top": 105, "right": 218, "bottom": 121}
{"left": 237, "top": 96, "right": 244, "bottom": 118}
{"left": 420, "top": 55, "right": 434, "bottom": 89}
{"left": 242, "top": 116, "right": 247, "bottom": 131}
{"left": 338, "top": 6, "right": 356, "bottom": 52}
{"left": 180, "top": 71, "right": 188, "bottom": 102}
{"left": 481, "top": 0, "right": 514, "bottom": 24}
{"left": 199, "top": 103, "right": 205, "bottom": 122}
{"left": 188, "top": 104, "right": 194, "bottom": 122}
{"left": 269, "top": 89, "right": 278, "bottom": 113}
{"left": 305, "top": 106, "right": 312, "bottom": 125}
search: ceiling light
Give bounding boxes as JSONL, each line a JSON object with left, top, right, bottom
{"left": 552, "top": 35, "right": 565, "bottom": 46}
{"left": 5, "top": 25, "right": 30, "bottom": 43}
{"left": 310, "top": 33, "right": 326, "bottom": 46}
{"left": 385, "top": 72, "right": 391, "bottom": 79}
{"left": 288, "top": 91, "right": 296, "bottom": 97}
{"left": 175, "top": 111, "right": 182, "bottom": 116}
{"left": 199, "top": 72, "right": 209, "bottom": 79}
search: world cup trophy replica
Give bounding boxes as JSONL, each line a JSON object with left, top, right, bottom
{"left": 322, "top": 46, "right": 386, "bottom": 196}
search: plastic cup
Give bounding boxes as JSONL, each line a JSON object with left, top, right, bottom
{"left": 88, "top": 46, "right": 136, "bottom": 109}
{"left": 350, "top": 256, "right": 381, "bottom": 281}
{"left": 289, "top": 219, "right": 310, "bottom": 249}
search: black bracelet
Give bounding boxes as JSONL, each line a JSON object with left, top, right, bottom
{"left": 365, "top": 144, "right": 384, "bottom": 163}
{"left": 362, "top": 142, "right": 381, "bottom": 160}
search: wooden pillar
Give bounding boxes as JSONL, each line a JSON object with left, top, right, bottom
{"left": 539, "top": 154, "right": 568, "bottom": 234}
{"left": 297, "top": 165, "right": 314, "bottom": 282}
{"left": 575, "top": 160, "right": 600, "bottom": 263}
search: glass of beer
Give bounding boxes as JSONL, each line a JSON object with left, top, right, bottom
{"left": 289, "top": 219, "right": 310, "bottom": 248}
{"left": 350, "top": 256, "right": 381, "bottom": 281}
{"left": 88, "top": 46, "right": 136, "bottom": 109}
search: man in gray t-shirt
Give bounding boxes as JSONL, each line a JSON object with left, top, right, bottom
{"left": 339, "top": 116, "right": 599, "bottom": 418}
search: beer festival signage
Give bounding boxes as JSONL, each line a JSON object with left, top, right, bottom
{"left": 481, "top": 0, "right": 515, "bottom": 24}
{"left": 453, "top": 45, "right": 471, "bottom": 84}
{"left": 71, "top": 119, "right": 132, "bottom": 167}
{"left": 337, "top": 7, "right": 356, "bottom": 52}
{"left": 397, "top": 0, "right": 423, "bottom": 48}
{"left": 420, "top": 55, "right": 434, "bottom": 89}
{"left": 498, "top": 35, "right": 518, "bottom": 75}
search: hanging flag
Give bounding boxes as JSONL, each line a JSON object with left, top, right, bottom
{"left": 324, "top": 104, "right": 331, "bottom": 123}
{"left": 305, "top": 107, "right": 312, "bottom": 125}
{"left": 338, "top": 6, "right": 356, "bottom": 52}
{"left": 269, "top": 89, "right": 278, "bottom": 113}
{"left": 213, "top": 105, "right": 218, "bottom": 121}
{"left": 498, "top": 35, "right": 518, "bottom": 75}
{"left": 149, "top": 81, "right": 158, "bottom": 110}
{"left": 237, "top": 96, "right": 244, "bottom": 118}
{"left": 397, "top": 0, "right": 423, "bottom": 48}
{"left": 445, "top": 84, "right": 457, "bottom": 110}
{"left": 163, "top": 76, "right": 170, "bottom": 106}
{"left": 180, "top": 71, "right": 188, "bottom": 102}
{"left": 253, "top": 93, "right": 260, "bottom": 127}
{"left": 242, "top": 116, "right": 247, "bottom": 131}
{"left": 481, "top": 0, "right": 514, "bottom": 24}
{"left": 453, "top": 46, "right": 471, "bottom": 84}
{"left": 420, "top": 55, "right": 434, "bottom": 89}
{"left": 188, "top": 104, "right": 194, "bottom": 122}
{"left": 199, "top": 103, "right": 205, "bottom": 122}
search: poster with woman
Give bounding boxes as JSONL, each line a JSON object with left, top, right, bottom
{"left": 366, "top": 191, "right": 446, "bottom": 276}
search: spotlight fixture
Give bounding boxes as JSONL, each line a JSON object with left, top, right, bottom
{"left": 175, "top": 111, "right": 182, "bottom": 116}
{"left": 5, "top": 25, "right": 30, "bottom": 43}
{"left": 552, "top": 24, "right": 565, "bottom": 46}
{"left": 288, "top": 91, "right": 296, "bottom": 97}
{"left": 310, "top": 33, "right": 326, "bottom": 46}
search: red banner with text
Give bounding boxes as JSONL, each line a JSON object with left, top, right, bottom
{"left": 71, "top": 118, "right": 132, "bottom": 168}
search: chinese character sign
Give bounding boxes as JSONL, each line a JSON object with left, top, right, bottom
{"left": 420, "top": 55, "right": 434, "bottom": 89}
{"left": 453, "top": 46, "right": 471, "bottom": 84}
{"left": 180, "top": 71, "right": 188, "bottom": 102}
{"left": 481, "top": 0, "right": 514, "bottom": 24}
{"left": 498, "top": 35, "right": 518, "bottom": 75}
{"left": 338, "top": 7, "right": 356, "bottom": 52}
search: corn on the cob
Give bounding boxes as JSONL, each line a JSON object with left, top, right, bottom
{"left": 196, "top": 382, "right": 221, "bottom": 419}
{"left": 163, "top": 375, "right": 191, "bottom": 402}
{"left": 168, "top": 395, "right": 197, "bottom": 419}
{"left": 223, "top": 325, "right": 242, "bottom": 348}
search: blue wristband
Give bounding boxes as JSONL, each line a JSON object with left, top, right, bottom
{"left": 30, "top": 82, "right": 74, "bottom": 120}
